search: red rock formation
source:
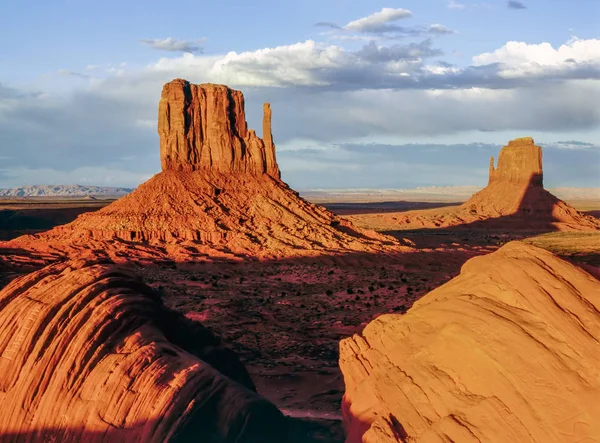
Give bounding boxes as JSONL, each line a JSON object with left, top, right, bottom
{"left": 158, "top": 79, "right": 280, "bottom": 178}
{"left": 339, "top": 241, "right": 600, "bottom": 443}
{"left": 1, "top": 79, "right": 404, "bottom": 262}
{"left": 488, "top": 137, "right": 543, "bottom": 186}
{"left": 0, "top": 259, "right": 287, "bottom": 442}
{"left": 346, "top": 137, "right": 600, "bottom": 232}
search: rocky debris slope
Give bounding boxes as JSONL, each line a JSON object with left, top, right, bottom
{"left": 28, "top": 170, "right": 397, "bottom": 258}
{"left": 2, "top": 79, "right": 404, "bottom": 261}
{"left": 347, "top": 137, "right": 600, "bottom": 232}
{"left": 0, "top": 259, "right": 287, "bottom": 442}
{"left": 339, "top": 241, "right": 600, "bottom": 443}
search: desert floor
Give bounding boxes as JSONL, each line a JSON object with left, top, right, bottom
{"left": 1, "top": 194, "right": 599, "bottom": 442}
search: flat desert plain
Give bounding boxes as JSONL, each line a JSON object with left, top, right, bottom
{"left": 2, "top": 188, "right": 598, "bottom": 442}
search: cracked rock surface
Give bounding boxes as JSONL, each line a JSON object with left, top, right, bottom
{"left": 339, "top": 241, "right": 600, "bottom": 443}
{"left": 0, "top": 259, "right": 286, "bottom": 442}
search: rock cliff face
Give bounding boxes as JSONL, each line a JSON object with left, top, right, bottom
{"left": 488, "top": 137, "right": 543, "bottom": 187}
{"left": 339, "top": 241, "right": 600, "bottom": 443}
{"left": 347, "top": 137, "right": 600, "bottom": 232}
{"left": 465, "top": 137, "right": 583, "bottom": 221}
{"left": 0, "top": 260, "right": 286, "bottom": 442}
{"left": 2, "top": 79, "right": 403, "bottom": 261}
{"left": 158, "top": 79, "right": 280, "bottom": 178}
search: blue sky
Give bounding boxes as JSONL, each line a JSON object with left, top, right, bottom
{"left": 0, "top": 0, "right": 599, "bottom": 189}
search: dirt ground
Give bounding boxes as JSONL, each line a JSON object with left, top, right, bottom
{"left": 1, "top": 195, "right": 599, "bottom": 442}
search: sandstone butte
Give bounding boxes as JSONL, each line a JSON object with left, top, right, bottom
{"left": 339, "top": 241, "right": 600, "bottom": 443}
{"left": 1, "top": 79, "right": 405, "bottom": 263}
{"left": 0, "top": 259, "right": 289, "bottom": 442}
{"left": 346, "top": 137, "right": 600, "bottom": 232}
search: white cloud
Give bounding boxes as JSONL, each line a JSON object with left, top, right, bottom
{"left": 447, "top": 1, "right": 466, "bottom": 9}
{"left": 472, "top": 38, "right": 600, "bottom": 79}
{"left": 1, "top": 35, "right": 600, "bottom": 188}
{"left": 343, "top": 8, "right": 412, "bottom": 33}
{"left": 140, "top": 37, "right": 206, "bottom": 53}
{"left": 57, "top": 69, "right": 90, "bottom": 79}
{"left": 151, "top": 41, "right": 354, "bottom": 87}
{"left": 427, "top": 24, "right": 455, "bottom": 35}
{"left": 545, "top": 141, "right": 599, "bottom": 150}
{"left": 473, "top": 38, "right": 600, "bottom": 67}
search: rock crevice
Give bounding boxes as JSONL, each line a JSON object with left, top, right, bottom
{"left": 158, "top": 79, "right": 280, "bottom": 178}
{"left": 339, "top": 242, "right": 600, "bottom": 443}
{"left": 0, "top": 260, "right": 286, "bottom": 442}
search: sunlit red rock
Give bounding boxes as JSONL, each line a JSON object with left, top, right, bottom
{"left": 0, "top": 259, "right": 286, "bottom": 442}
{"left": 1, "top": 79, "right": 405, "bottom": 262}
{"left": 488, "top": 136, "right": 543, "bottom": 186}
{"left": 339, "top": 241, "right": 600, "bottom": 443}
{"left": 158, "top": 79, "right": 280, "bottom": 177}
{"left": 346, "top": 137, "right": 600, "bottom": 232}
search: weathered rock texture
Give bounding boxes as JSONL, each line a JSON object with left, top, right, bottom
{"left": 0, "top": 259, "right": 287, "bottom": 442}
{"left": 2, "top": 79, "right": 404, "bottom": 261}
{"left": 346, "top": 137, "right": 600, "bottom": 232}
{"left": 158, "top": 79, "right": 280, "bottom": 178}
{"left": 488, "top": 137, "right": 543, "bottom": 186}
{"left": 339, "top": 241, "right": 600, "bottom": 443}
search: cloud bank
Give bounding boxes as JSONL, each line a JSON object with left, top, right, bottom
{"left": 0, "top": 8, "right": 598, "bottom": 189}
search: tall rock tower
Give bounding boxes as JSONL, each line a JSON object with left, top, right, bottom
{"left": 158, "top": 79, "right": 280, "bottom": 178}
{"left": 488, "top": 137, "right": 543, "bottom": 187}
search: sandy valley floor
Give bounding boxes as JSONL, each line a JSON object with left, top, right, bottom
{"left": 1, "top": 194, "right": 599, "bottom": 441}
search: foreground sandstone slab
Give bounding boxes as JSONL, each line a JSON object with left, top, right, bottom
{"left": 340, "top": 241, "right": 600, "bottom": 443}
{"left": 0, "top": 260, "right": 286, "bottom": 442}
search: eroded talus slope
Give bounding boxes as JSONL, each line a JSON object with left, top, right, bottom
{"left": 8, "top": 169, "right": 399, "bottom": 261}
{"left": 346, "top": 137, "right": 600, "bottom": 232}
{"left": 340, "top": 241, "right": 600, "bottom": 443}
{"left": 0, "top": 260, "right": 286, "bottom": 442}
{"left": 2, "top": 79, "right": 405, "bottom": 262}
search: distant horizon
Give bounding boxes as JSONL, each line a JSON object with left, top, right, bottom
{"left": 2, "top": 183, "right": 599, "bottom": 193}
{"left": 1, "top": 1, "right": 599, "bottom": 189}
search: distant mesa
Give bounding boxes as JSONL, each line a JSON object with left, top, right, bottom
{"left": 488, "top": 136, "right": 543, "bottom": 187}
{"left": 0, "top": 259, "right": 286, "bottom": 442}
{"left": 340, "top": 241, "right": 600, "bottom": 442}
{"left": 349, "top": 137, "right": 600, "bottom": 232}
{"left": 2, "top": 79, "right": 404, "bottom": 261}
{"left": 464, "top": 136, "right": 598, "bottom": 228}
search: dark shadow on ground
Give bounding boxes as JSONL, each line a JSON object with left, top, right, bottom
{"left": 322, "top": 200, "right": 461, "bottom": 216}
{"left": 0, "top": 243, "right": 494, "bottom": 443}
{"left": 1, "top": 176, "right": 597, "bottom": 442}
{"left": 0, "top": 206, "right": 106, "bottom": 240}
{"left": 381, "top": 174, "right": 599, "bottom": 242}
{"left": 0, "top": 416, "right": 344, "bottom": 443}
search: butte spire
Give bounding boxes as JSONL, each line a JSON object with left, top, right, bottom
{"left": 2, "top": 79, "right": 407, "bottom": 262}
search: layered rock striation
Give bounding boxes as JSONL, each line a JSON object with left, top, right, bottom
{"left": 158, "top": 79, "right": 280, "bottom": 177}
{"left": 2, "top": 79, "right": 404, "bottom": 260}
{"left": 340, "top": 241, "right": 600, "bottom": 443}
{"left": 488, "top": 137, "right": 543, "bottom": 187}
{"left": 346, "top": 137, "right": 600, "bottom": 231}
{"left": 0, "top": 260, "right": 286, "bottom": 442}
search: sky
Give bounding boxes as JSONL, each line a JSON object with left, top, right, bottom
{"left": 0, "top": 0, "right": 599, "bottom": 190}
